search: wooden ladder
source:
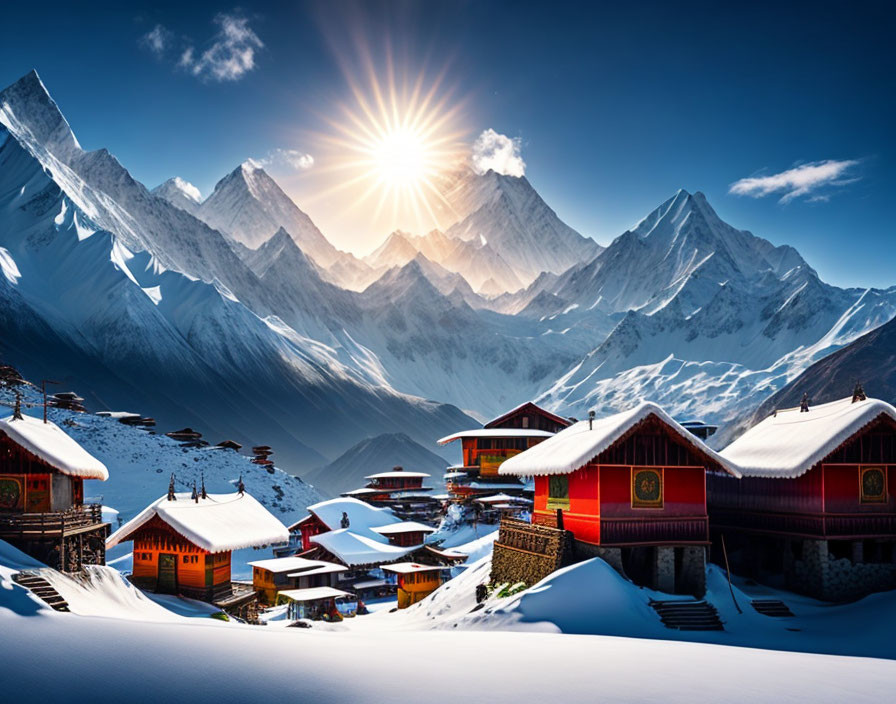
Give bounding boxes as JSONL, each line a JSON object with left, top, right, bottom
{"left": 649, "top": 599, "right": 724, "bottom": 631}
{"left": 13, "top": 571, "right": 70, "bottom": 612}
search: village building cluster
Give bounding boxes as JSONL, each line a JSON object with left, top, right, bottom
{"left": 2, "top": 380, "right": 896, "bottom": 625}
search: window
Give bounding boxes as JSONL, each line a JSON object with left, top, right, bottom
{"left": 632, "top": 468, "right": 663, "bottom": 509}
{"left": 860, "top": 467, "right": 887, "bottom": 504}
{"left": 522, "top": 417, "right": 529, "bottom": 429}
{"left": 546, "top": 475, "right": 570, "bottom": 510}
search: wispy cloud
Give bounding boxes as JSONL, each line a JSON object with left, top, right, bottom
{"left": 139, "top": 24, "right": 173, "bottom": 56}
{"left": 471, "top": 129, "right": 526, "bottom": 177}
{"left": 260, "top": 148, "right": 314, "bottom": 171}
{"left": 180, "top": 13, "right": 264, "bottom": 82}
{"left": 729, "top": 159, "right": 860, "bottom": 203}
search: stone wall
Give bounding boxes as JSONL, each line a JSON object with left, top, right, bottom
{"left": 789, "top": 539, "right": 896, "bottom": 601}
{"left": 490, "top": 518, "right": 572, "bottom": 587}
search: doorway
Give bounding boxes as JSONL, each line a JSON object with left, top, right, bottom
{"left": 157, "top": 553, "right": 177, "bottom": 593}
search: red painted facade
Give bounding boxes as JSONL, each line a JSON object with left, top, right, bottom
{"left": 708, "top": 415, "right": 896, "bottom": 539}
{"left": 531, "top": 417, "right": 717, "bottom": 546}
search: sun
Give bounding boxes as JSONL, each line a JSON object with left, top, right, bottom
{"left": 371, "top": 126, "right": 427, "bottom": 189}
{"left": 306, "top": 59, "right": 470, "bottom": 236}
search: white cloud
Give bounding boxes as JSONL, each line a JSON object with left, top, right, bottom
{"left": 471, "top": 129, "right": 526, "bottom": 177}
{"left": 260, "top": 148, "right": 315, "bottom": 171}
{"left": 180, "top": 13, "right": 263, "bottom": 82}
{"left": 729, "top": 159, "right": 860, "bottom": 203}
{"left": 140, "top": 24, "right": 173, "bottom": 56}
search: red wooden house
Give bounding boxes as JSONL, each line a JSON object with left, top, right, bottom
{"left": 439, "top": 401, "right": 571, "bottom": 502}
{"left": 498, "top": 402, "right": 740, "bottom": 595}
{"left": 712, "top": 395, "right": 896, "bottom": 601}
{"left": 0, "top": 411, "right": 110, "bottom": 571}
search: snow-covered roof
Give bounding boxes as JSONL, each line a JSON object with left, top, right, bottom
{"left": 248, "top": 556, "right": 338, "bottom": 574}
{"left": 277, "top": 586, "right": 353, "bottom": 602}
{"left": 352, "top": 578, "right": 387, "bottom": 590}
{"left": 0, "top": 414, "right": 108, "bottom": 480}
{"left": 371, "top": 521, "right": 435, "bottom": 535}
{"left": 499, "top": 402, "right": 740, "bottom": 478}
{"left": 444, "top": 471, "right": 467, "bottom": 480}
{"left": 381, "top": 562, "right": 443, "bottom": 575}
{"left": 341, "top": 488, "right": 379, "bottom": 496}
{"left": 721, "top": 396, "right": 896, "bottom": 478}
{"left": 438, "top": 429, "right": 554, "bottom": 445}
{"left": 287, "top": 563, "right": 347, "bottom": 578}
{"left": 310, "top": 529, "right": 421, "bottom": 567}
{"left": 364, "top": 470, "right": 430, "bottom": 479}
{"left": 307, "top": 497, "right": 400, "bottom": 531}
{"left": 475, "top": 493, "right": 532, "bottom": 504}
{"left": 107, "top": 492, "right": 289, "bottom": 553}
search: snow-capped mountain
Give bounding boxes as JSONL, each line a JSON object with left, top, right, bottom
{"left": 151, "top": 177, "right": 202, "bottom": 217}
{"left": 198, "top": 160, "right": 342, "bottom": 265}
{"left": 443, "top": 168, "right": 603, "bottom": 285}
{"left": 364, "top": 228, "right": 524, "bottom": 294}
{"left": 534, "top": 190, "right": 896, "bottom": 427}
{"left": 2, "top": 69, "right": 894, "bottom": 467}
{"left": 0, "top": 70, "right": 476, "bottom": 473}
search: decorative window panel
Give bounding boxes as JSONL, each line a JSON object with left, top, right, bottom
{"left": 860, "top": 466, "right": 887, "bottom": 504}
{"left": 546, "top": 475, "right": 570, "bottom": 510}
{"left": 632, "top": 468, "right": 664, "bottom": 509}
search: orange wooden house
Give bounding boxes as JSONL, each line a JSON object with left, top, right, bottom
{"left": 107, "top": 488, "right": 289, "bottom": 611}
{"left": 438, "top": 402, "right": 571, "bottom": 501}
{"left": 0, "top": 410, "right": 110, "bottom": 571}
{"left": 499, "top": 402, "right": 740, "bottom": 595}
{"left": 381, "top": 562, "right": 445, "bottom": 608}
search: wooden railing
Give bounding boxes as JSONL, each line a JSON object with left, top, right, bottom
{"left": 599, "top": 516, "right": 709, "bottom": 546}
{"left": 710, "top": 508, "right": 896, "bottom": 539}
{"left": 0, "top": 504, "right": 104, "bottom": 536}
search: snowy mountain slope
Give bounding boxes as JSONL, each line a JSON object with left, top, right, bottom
{"left": 534, "top": 191, "right": 896, "bottom": 430}
{"left": 302, "top": 432, "right": 448, "bottom": 497}
{"left": 442, "top": 168, "right": 602, "bottom": 286}
{"left": 198, "top": 160, "right": 341, "bottom": 265}
{"left": 354, "top": 259, "right": 583, "bottom": 418}
{"left": 365, "top": 228, "right": 524, "bottom": 294}
{"left": 151, "top": 177, "right": 202, "bottom": 217}
{"left": 0, "top": 110, "right": 477, "bottom": 471}
{"left": 728, "top": 314, "right": 896, "bottom": 444}
{"left": 0, "top": 72, "right": 262, "bottom": 304}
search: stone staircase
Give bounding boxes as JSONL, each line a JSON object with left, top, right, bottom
{"left": 13, "top": 571, "right": 70, "bottom": 612}
{"left": 649, "top": 599, "right": 724, "bottom": 631}
{"left": 751, "top": 599, "right": 794, "bottom": 618}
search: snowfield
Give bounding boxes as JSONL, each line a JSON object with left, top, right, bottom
{"left": 2, "top": 537, "right": 895, "bottom": 703}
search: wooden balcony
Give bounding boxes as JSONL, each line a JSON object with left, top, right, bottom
{"left": 0, "top": 503, "right": 105, "bottom": 538}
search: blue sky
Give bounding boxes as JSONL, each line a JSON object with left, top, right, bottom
{"left": 1, "top": 1, "right": 894, "bottom": 288}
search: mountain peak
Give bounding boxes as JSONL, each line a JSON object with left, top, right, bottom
{"left": 0, "top": 69, "right": 81, "bottom": 158}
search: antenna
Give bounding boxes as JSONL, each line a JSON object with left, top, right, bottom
{"left": 588, "top": 410, "right": 595, "bottom": 430}
{"left": 41, "top": 379, "right": 61, "bottom": 423}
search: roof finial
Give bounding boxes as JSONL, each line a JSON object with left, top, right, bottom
{"left": 167, "top": 473, "right": 176, "bottom": 501}
{"left": 200, "top": 471, "right": 207, "bottom": 499}
{"left": 852, "top": 381, "right": 866, "bottom": 404}
{"left": 588, "top": 410, "right": 595, "bottom": 430}
{"left": 12, "top": 390, "right": 23, "bottom": 421}
{"left": 800, "top": 392, "right": 810, "bottom": 413}
{"left": 340, "top": 511, "right": 350, "bottom": 529}
{"left": 191, "top": 480, "right": 198, "bottom": 503}
{"left": 237, "top": 474, "right": 245, "bottom": 495}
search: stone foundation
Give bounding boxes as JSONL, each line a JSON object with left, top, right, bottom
{"left": 713, "top": 533, "right": 896, "bottom": 602}
{"left": 790, "top": 539, "right": 896, "bottom": 601}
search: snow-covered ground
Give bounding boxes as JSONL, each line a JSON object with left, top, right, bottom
{"left": 3, "top": 538, "right": 896, "bottom": 702}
